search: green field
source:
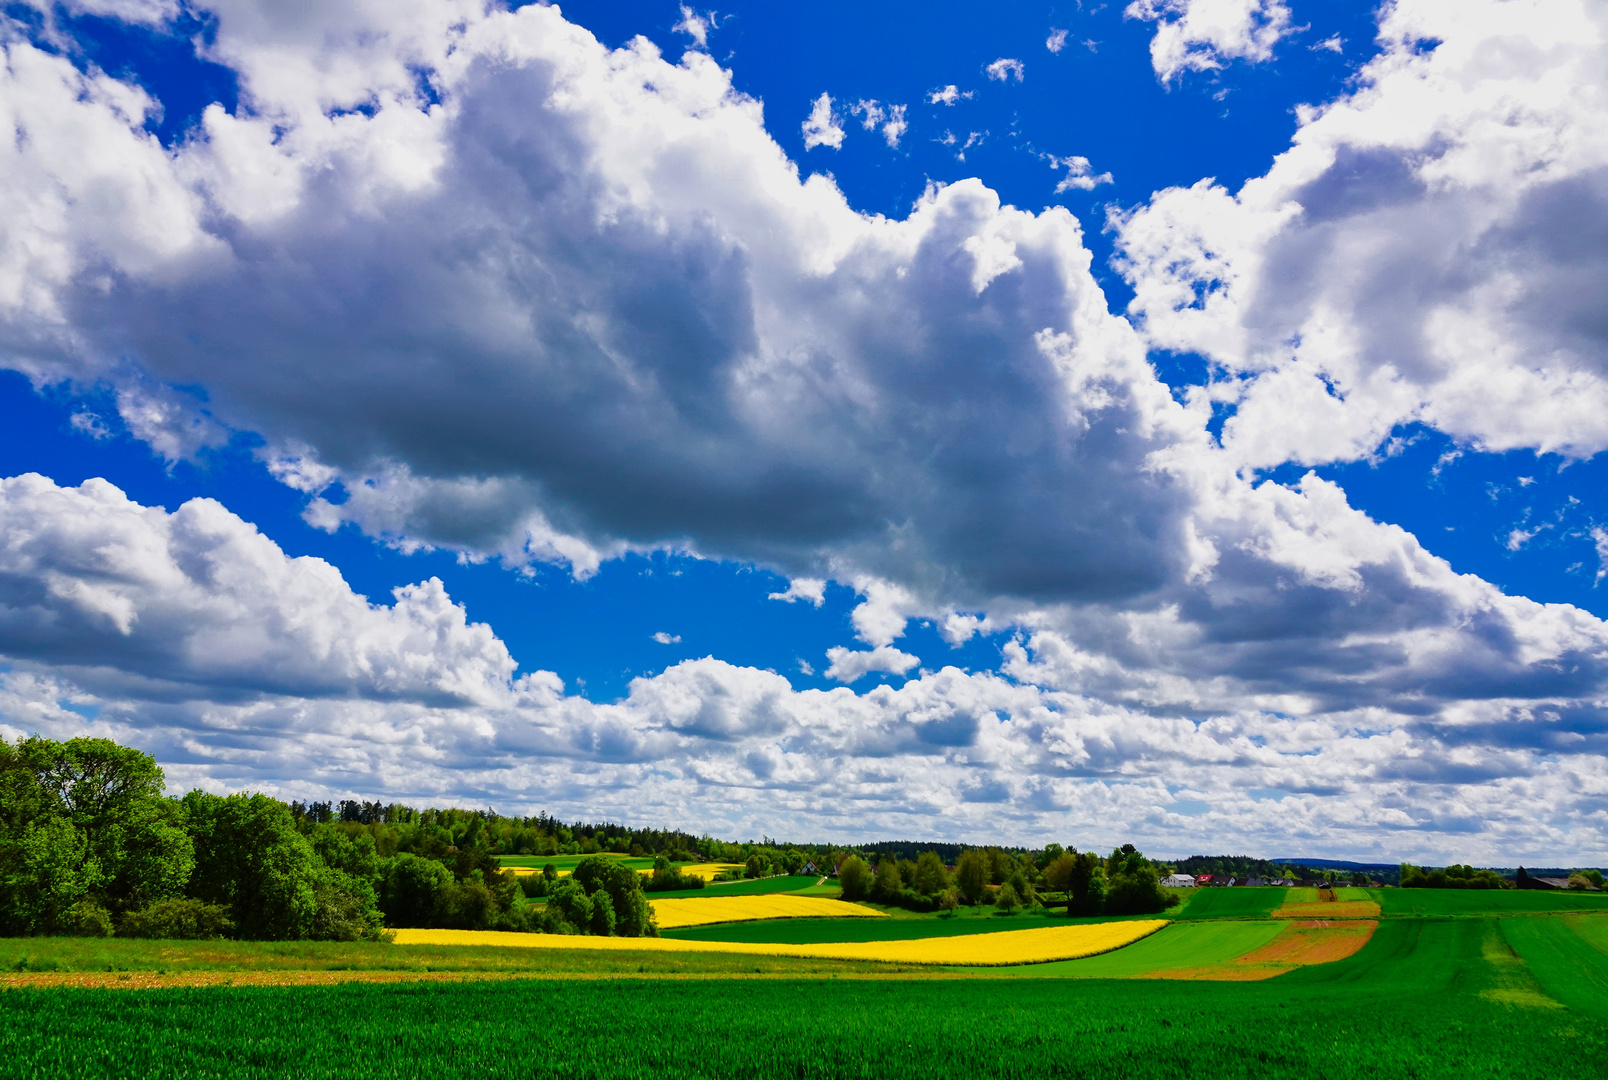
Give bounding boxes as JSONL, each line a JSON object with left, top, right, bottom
{"left": 3, "top": 922, "right": 1605, "bottom": 1079}
{"left": 1174, "top": 887, "right": 1287, "bottom": 920}
{"left": 1499, "top": 916, "right": 1608, "bottom": 1018}
{"left": 648, "top": 875, "right": 821, "bottom": 899}
{"left": 1004, "top": 921, "right": 1285, "bottom": 978}
{"left": 1375, "top": 888, "right": 1608, "bottom": 917}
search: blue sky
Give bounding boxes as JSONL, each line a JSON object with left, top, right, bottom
{"left": 2, "top": 0, "right": 1607, "bottom": 861}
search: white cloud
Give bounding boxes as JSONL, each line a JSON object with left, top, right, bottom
{"left": 850, "top": 99, "right": 907, "bottom": 147}
{"left": 0, "top": 474, "right": 523, "bottom": 706}
{"left": 985, "top": 58, "right": 1025, "bottom": 82}
{"left": 1046, "top": 153, "right": 1115, "bottom": 192}
{"left": 652, "top": 632, "right": 682, "bottom": 644}
{"left": 1124, "top": 0, "right": 1293, "bottom": 82}
{"left": 801, "top": 91, "right": 845, "bottom": 150}
{"left": 1594, "top": 527, "right": 1608, "bottom": 584}
{"left": 768, "top": 578, "right": 826, "bottom": 607}
{"left": 4, "top": 477, "right": 1608, "bottom": 859}
{"left": 68, "top": 412, "right": 111, "bottom": 440}
{"left": 672, "top": 5, "right": 714, "bottom": 48}
{"left": 1310, "top": 34, "right": 1343, "bottom": 53}
{"left": 823, "top": 645, "right": 921, "bottom": 682}
{"left": 1046, "top": 29, "right": 1068, "bottom": 53}
{"left": 1117, "top": 0, "right": 1608, "bottom": 470}
{"left": 927, "top": 84, "right": 972, "bottom": 105}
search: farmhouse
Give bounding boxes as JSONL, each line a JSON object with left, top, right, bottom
{"left": 1162, "top": 874, "right": 1195, "bottom": 888}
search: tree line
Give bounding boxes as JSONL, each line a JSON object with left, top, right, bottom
{"left": 837, "top": 843, "right": 1178, "bottom": 916}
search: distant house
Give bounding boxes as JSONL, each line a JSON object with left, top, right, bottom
{"left": 1270, "top": 878, "right": 1293, "bottom": 887}
{"left": 1195, "top": 874, "right": 1216, "bottom": 886}
{"left": 1530, "top": 877, "right": 1573, "bottom": 891}
{"left": 1244, "top": 877, "right": 1267, "bottom": 887}
{"left": 1224, "top": 876, "right": 1238, "bottom": 887}
{"left": 1162, "top": 874, "right": 1196, "bottom": 888}
{"left": 802, "top": 862, "right": 818, "bottom": 875}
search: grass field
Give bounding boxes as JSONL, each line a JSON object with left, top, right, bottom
{"left": 1174, "top": 887, "right": 1287, "bottom": 920}
{"left": 1003, "top": 920, "right": 1285, "bottom": 977}
{"left": 647, "top": 874, "right": 821, "bottom": 899}
{"left": 1499, "top": 916, "right": 1608, "bottom": 1018}
{"left": 1375, "top": 889, "right": 1608, "bottom": 917}
{"left": 3, "top": 925, "right": 1604, "bottom": 1079}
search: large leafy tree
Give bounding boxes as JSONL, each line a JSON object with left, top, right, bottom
{"left": 0, "top": 737, "right": 193, "bottom": 934}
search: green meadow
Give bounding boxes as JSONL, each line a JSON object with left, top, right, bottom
{"left": 5, "top": 889, "right": 1608, "bottom": 1078}
{"left": 646, "top": 874, "right": 821, "bottom": 899}
{"left": 4, "top": 912, "right": 1607, "bottom": 1079}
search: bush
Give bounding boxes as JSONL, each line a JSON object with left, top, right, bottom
{"left": 60, "top": 901, "right": 113, "bottom": 938}
{"left": 120, "top": 898, "right": 234, "bottom": 940}
{"left": 937, "top": 889, "right": 960, "bottom": 915}
{"left": 1104, "top": 872, "right": 1167, "bottom": 915}
{"left": 995, "top": 883, "right": 1022, "bottom": 913}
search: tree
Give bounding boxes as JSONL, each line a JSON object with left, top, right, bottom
{"left": 994, "top": 882, "right": 1021, "bottom": 913}
{"left": 1043, "top": 853, "right": 1078, "bottom": 912}
{"left": 0, "top": 736, "right": 192, "bottom": 934}
{"left": 838, "top": 856, "right": 871, "bottom": 901}
{"left": 913, "top": 851, "right": 949, "bottom": 896}
{"left": 572, "top": 855, "right": 656, "bottom": 936}
{"left": 872, "top": 858, "right": 904, "bottom": 900}
{"left": 380, "top": 853, "right": 452, "bottom": 927}
{"left": 954, "top": 850, "right": 989, "bottom": 905}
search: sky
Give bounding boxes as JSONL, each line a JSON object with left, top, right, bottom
{"left": 1, "top": 0, "right": 1607, "bottom": 862}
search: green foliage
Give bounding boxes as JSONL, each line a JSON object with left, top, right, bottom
{"left": 993, "top": 882, "right": 1021, "bottom": 913}
{"left": 119, "top": 898, "right": 234, "bottom": 940}
{"left": 952, "top": 850, "right": 987, "bottom": 905}
{"left": 1400, "top": 863, "right": 1510, "bottom": 889}
{"left": 836, "top": 856, "right": 871, "bottom": 902}
{"left": 572, "top": 855, "right": 655, "bottom": 937}
{"left": 1378, "top": 888, "right": 1608, "bottom": 917}
{"left": 60, "top": 900, "right": 113, "bottom": 938}
{"left": 911, "top": 852, "right": 949, "bottom": 896}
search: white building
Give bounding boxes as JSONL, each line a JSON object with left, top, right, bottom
{"left": 1162, "top": 873, "right": 1196, "bottom": 888}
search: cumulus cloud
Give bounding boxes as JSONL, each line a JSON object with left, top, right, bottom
{"left": 823, "top": 645, "right": 921, "bottom": 683}
{"left": 984, "top": 58, "right": 1025, "bottom": 82}
{"left": 3, "top": 477, "right": 1608, "bottom": 859}
{"left": 801, "top": 91, "right": 844, "bottom": 149}
{"left": 652, "top": 632, "right": 681, "bottom": 644}
{"left": 0, "top": 474, "right": 523, "bottom": 706}
{"left": 1046, "top": 29, "right": 1068, "bottom": 53}
{"left": 1116, "top": 0, "right": 1608, "bottom": 469}
{"left": 1124, "top": 0, "right": 1292, "bottom": 82}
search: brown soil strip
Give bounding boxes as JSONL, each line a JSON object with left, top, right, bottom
{"left": 1274, "top": 901, "right": 1381, "bottom": 919}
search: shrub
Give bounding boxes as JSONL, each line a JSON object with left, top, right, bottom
{"left": 120, "top": 898, "right": 234, "bottom": 940}
{"left": 995, "top": 883, "right": 1022, "bottom": 913}
{"left": 60, "top": 901, "right": 113, "bottom": 938}
{"left": 938, "top": 889, "right": 960, "bottom": 915}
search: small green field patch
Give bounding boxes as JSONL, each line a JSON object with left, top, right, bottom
{"left": 1003, "top": 921, "right": 1284, "bottom": 978}
{"left": 1174, "top": 888, "right": 1286, "bottom": 920}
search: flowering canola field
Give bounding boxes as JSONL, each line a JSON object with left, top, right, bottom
{"left": 650, "top": 895, "right": 883, "bottom": 929}
{"left": 391, "top": 920, "right": 1165, "bottom": 966}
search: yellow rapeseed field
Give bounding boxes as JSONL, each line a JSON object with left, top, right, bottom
{"left": 650, "top": 895, "right": 885, "bottom": 929}
{"left": 391, "top": 920, "right": 1165, "bottom": 967}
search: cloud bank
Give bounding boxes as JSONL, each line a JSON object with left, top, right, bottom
{"left": 0, "top": 0, "right": 1606, "bottom": 858}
